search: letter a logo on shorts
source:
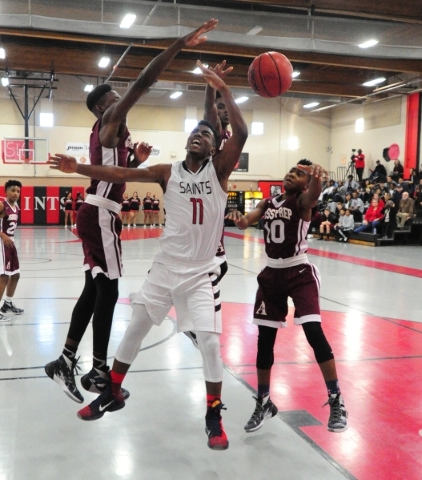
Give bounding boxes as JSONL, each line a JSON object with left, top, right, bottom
{"left": 255, "top": 301, "right": 267, "bottom": 316}
{"left": 6, "top": 262, "right": 10, "bottom": 270}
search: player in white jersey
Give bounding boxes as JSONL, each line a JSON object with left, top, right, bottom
{"left": 49, "top": 60, "right": 248, "bottom": 450}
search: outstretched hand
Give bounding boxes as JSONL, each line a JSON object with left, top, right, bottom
{"left": 183, "top": 18, "right": 218, "bottom": 47}
{"left": 196, "top": 60, "right": 227, "bottom": 91}
{"left": 134, "top": 142, "right": 153, "bottom": 164}
{"left": 210, "top": 60, "right": 233, "bottom": 79}
{"left": 296, "top": 163, "right": 328, "bottom": 179}
{"left": 48, "top": 154, "right": 78, "bottom": 174}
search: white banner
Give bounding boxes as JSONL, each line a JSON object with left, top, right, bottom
{"left": 65, "top": 142, "right": 90, "bottom": 164}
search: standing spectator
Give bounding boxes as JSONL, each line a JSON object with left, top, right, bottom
{"left": 396, "top": 191, "right": 414, "bottom": 229}
{"left": 334, "top": 208, "right": 354, "bottom": 242}
{"left": 120, "top": 192, "right": 130, "bottom": 226}
{"left": 63, "top": 191, "right": 74, "bottom": 228}
{"left": 0, "top": 180, "right": 24, "bottom": 320}
{"left": 74, "top": 192, "right": 84, "bottom": 228}
{"left": 352, "top": 149, "right": 365, "bottom": 182}
{"left": 151, "top": 194, "right": 161, "bottom": 227}
{"left": 380, "top": 201, "right": 396, "bottom": 239}
{"left": 129, "top": 192, "right": 141, "bottom": 227}
{"left": 354, "top": 199, "right": 384, "bottom": 234}
{"left": 142, "top": 192, "right": 153, "bottom": 227}
{"left": 392, "top": 159, "right": 404, "bottom": 181}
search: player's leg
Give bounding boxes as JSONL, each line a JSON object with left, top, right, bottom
{"left": 0, "top": 273, "right": 9, "bottom": 321}
{"left": 77, "top": 303, "right": 154, "bottom": 421}
{"left": 1, "top": 273, "right": 24, "bottom": 314}
{"left": 291, "top": 263, "right": 348, "bottom": 433}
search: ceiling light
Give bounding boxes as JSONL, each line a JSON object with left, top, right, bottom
{"left": 193, "top": 64, "right": 209, "bottom": 74}
{"left": 363, "top": 77, "right": 386, "bottom": 87}
{"left": 292, "top": 71, "right": 300, "bottom": 78}
{"left": 358, "top": 39, "right": 379, "bottom": 49}
{"left": 84, "top": 84, "right": 94, "bottom": 92}
{"left": 0, "top": 48, "right": 5, "bottom": 59}
{"left": 170, "top": 91, "right": 183, "bottom": 99}
{"left": 98, "top": 57, "right": 110, "bottom": 68}
{"left": 247, "top": 26, "right": 263, "bottom": 36}
{"left": 1, "top": 77, "right": 9, "bottom": 87}
{"left": 235, "top": 96, "right": 248, "bottom": 104}
{"left": 120, "top": 13, "right": 136, "bottom": 29}
{"left": 303, "top": 102, "right": 319, "bottom": 109}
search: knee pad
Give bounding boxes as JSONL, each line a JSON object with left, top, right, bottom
{"left": 302, "top": 322, "right": 334, "bottom": 364}
{"left": 195, "top": 331, "right": 223, "bottom": 383}
{"left": 256, "top": 325, "right": 278, "bottom": 370}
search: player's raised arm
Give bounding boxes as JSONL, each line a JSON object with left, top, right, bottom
{"left": 196, "top": 61, "right": 248, "bottom": 188}
{"left": 225, "top": 200, "right": 265, "bottom": 230}
{"left": 296, "top": 162, "right": 327, "bottom": 212}
{"left": 100, "top": 19, "right": 218, "bottom": 147}
{"left": 49, "top": 154, "right": 171, "bottom": 190}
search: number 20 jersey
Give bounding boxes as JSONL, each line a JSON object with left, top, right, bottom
{"left": 262, "top": 193, "right": 309, "bottom": 262}
{"left": 159, "top": 159, "right": 227, "bottom": 265}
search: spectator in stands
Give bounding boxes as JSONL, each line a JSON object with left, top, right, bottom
{"left": 321, "top": 180, "right": 336, "bottom": 202}
{"left": 404, "top": 168, "right": 417, "bottom": 195}
{"left": 371, "top": 192, "right": 385, "bottom": 208}
{"left": 397, "top": 177, "right": 410, "bottom": 193}
{"left": 387, "top": 175, "right": 398, "bottom": 188}
{"left": 380, "top": 200, "right": 396, "bottom": 239}
{"left": 334, "top": 208, "right": 354, "bottom": 242}
{"left": 354, "top": 199, "right": 384, "bottom": 235}
{"left": 369, "top": 160, "right": 387, "bottom": 183}
{"left": 318, "top": 208, "right": 338, "bottom": 240}
{"left": 344, "top": 175, "right": 359, "bottom": 194}
{"left": 414, "top": 180, "right": 422, "bottom": 213}
{"left": 391, "top": 159, "right": 404, "bottom": 182}
{"left": 392, "top": 185, "right": 404, "bottom": 208}
{"left": 396, "top": 191, "right": 415, "bottom": 229}
{"left": 352, "top": 149, "right": 365, "bottom": 182}
{"left": 378, "top": 181, "right": 389, "bottom": 196}
{"left": 344, "top": 193, "right": 352, "bottom": 209}
{"left": 349, "top": 191, "right": 364, "bottom": 221}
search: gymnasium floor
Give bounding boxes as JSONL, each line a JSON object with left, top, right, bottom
{"left": 1, "top": 225, "right": 421, "bottom": 480}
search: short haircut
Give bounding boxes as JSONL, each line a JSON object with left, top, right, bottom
{"left": 297, "top": 158, "right": 312, "bottom": 167}
{"left": 5, "top": 179, "right": 22, "bottom": 190}
{"left": 86, "top": 84, "right": 112, "bottom": 111}
{"left": 197, "top": 120, "right": 220, "bottom": 148}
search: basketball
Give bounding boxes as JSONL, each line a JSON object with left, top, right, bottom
{"left": 247, "top": 52, "right": 293, "bottom": 98}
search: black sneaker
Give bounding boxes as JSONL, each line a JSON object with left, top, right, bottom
{"left": 77, "top": 384, "right": 125, "bottom": 421}
{"left": 244, "top": 395, "right": 278, "bottom": 432}
{"left": 45, "top": 355, "right": 84, "bottom": 403}
{"left": 80, "top": 366, "right": 130, "bottom": 399}
{"left": 183, "top": 331, "right": 199, "bottom": 349}
{"left": 1, "top": 301, "right": 24, "bottom": 315}
{"left": 205, "top": 399, "right": 229, "bottom": 450}
{"left": 324, "top": 393, "right": 348, "bottom": 432}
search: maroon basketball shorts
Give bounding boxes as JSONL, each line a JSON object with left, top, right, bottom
{"left": 253, "top": 263, "right": 321, "bottom": 328}
{"left": 77, "top": 203, "right": 123, "bottom": 280}
{"left": 0, "top": 241, "right": 20, "bottom": 275}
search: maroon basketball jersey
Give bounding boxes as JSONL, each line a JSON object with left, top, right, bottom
{"left": 217, "top": 129, "right": 231, "bottom": 156}
{"left": 87, "top": 119, "right": 132, "bottom": 203}
{"left": 0, "top": 201, "right": 20, "bottom": 238}
{"left": 262, "top": 193, "right": 309, "bottom": 260}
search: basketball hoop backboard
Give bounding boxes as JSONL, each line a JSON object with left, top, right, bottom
{"left": 1, "top": 137, "right": 49, "bottom": 164}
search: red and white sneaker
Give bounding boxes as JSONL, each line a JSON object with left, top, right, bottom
{"left": 77, "top": 385, "right": 125, "bottom": 421}
{"left": 205, "top": 399, "right": 229, "bottom": 450}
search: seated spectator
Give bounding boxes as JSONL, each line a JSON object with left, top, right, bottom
{"left": 378, "top": 182, "right": 390, "bottom": 196}
{"left": 321, "top": 180, "right": 335, "bottom": 202}
{"left": 404, "top": 168, "right": 417, "bottom": 195}
{"left": 318, "top": 208, "right": 338, "bottom": 240}
{"left": 396, "top": 191, "right": 415, "bottom": 229}
{"left": 391, "top": 159, "right": 404, "bottom": 182}
{"left": 380, "top": 200, "right": 396, "bottom": 239}
{"left": 397, "top": 177, "right": 410, "bottom": 193}
{"left": 392, "top": 185, "right": 404, "bottom": 208}
{"left": 387, "top": 175, "right": 398, "bottom": 188}
{"left": 349, "top": 191, "right": 364, "bottom": 221}
{"left": 414, "top": 181, "right": 422, "bottom": 213}
{"left": 371, "top": 192, "right": 385, "bottom": 208}
{"left": 369, "top": 160, "right": 387, "bottom": 183}
{"left": 334, "top": 208, "right": 354, "bottom": 242}
{"left": 344, "top": 175, "right": 360, "bottom": 194}
{"left": 310, "top": 208, "right": 323, "bottom": 234}
{"left": 354, "top": 199, "right": 384, "bottom": 235}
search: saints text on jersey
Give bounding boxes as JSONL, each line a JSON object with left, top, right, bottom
{"left": 179, "top": 181, "right": 212, "bottom": 195}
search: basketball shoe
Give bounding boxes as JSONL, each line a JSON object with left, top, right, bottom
{"left": 244, "top": 395, "right": 278, "bottom": 432}
{"left": 0, "top": 312, "right": 10, "bottom": 322}
{"left": 205, "top": 399, "right": 229, "bottom": 450}
{"left": 324, "top": 393, "right": 348, "bottom": 432}
{"left": 45, "top": 355, "right": 84, "bottom": 403}
{"left": 77, "top": 384, "right": 125, "bottom": 421}
{"left": 80, "top": 366, "right": 130, "bottom": 399}
{"left": 1, "top": 301, "right": 24, "bottom": 315}
{"left": 183, "top": 331, "right": 198, "bottom": 349}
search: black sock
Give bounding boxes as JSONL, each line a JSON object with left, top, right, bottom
{"left": 93, "top": 355, "right": 108, "bottom": 372}
{"left": 63, "top": 344, "right": 77, "bottom": 362}
{"left": 326, "top": 379, "right": 340, "bottom": 396}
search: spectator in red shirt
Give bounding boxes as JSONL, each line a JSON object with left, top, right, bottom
{"left": 352, "top": 149, "right": 365, "bottom": 182}
{"left": 354, "top": 199, "right": 384, "bottom": 234}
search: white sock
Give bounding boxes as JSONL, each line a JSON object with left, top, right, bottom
{"left": 5, "top": 296, "right": 12, "bottom": 303}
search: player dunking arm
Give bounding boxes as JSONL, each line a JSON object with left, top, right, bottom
{"left": 49, "top": 61, "right": 248, "bottom": 450}
{"left": 225, "top": 160, "right": 348, "bottom": 434}
{"left": 44, "top": 19, "right": 218, "bottom": 406}
{"left": 0, "top": 180, "right": 24, "bottom": 322}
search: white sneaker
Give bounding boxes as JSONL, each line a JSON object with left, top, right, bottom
{"left": 150, "top": 224, "right": 153, "bottom": 228}
{"left": 0, "top": 312, "right": 10, "bottom": 322}
{"left": 127, "top": 224, "right": 131, "bottom": 228}
{"left": 132, "top": 224, "right": 136, "bottom": 227}
{"left": 143, "top": 225, "right": 146, "bottom": 228}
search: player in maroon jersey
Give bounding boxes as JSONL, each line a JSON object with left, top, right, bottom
{"left": 0, "top": 180, "right": 24, "bottom": 321}
{"left": 226, "top": 159, "right": 348, "bottom": 434}
{"left": 45, "top": 18, "right": 219, "bottom": 406}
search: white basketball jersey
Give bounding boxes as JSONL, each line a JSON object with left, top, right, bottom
{"left": 159, "top": 159, "right": 227, "bottom": 264}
